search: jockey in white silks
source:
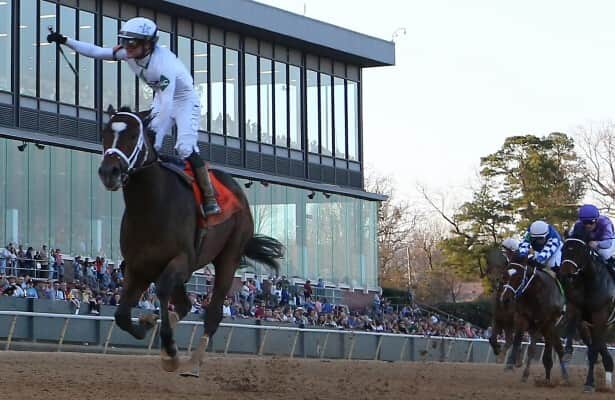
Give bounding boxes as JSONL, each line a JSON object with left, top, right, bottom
{"left": 47, "top": 17, "right": 220, "bottom": 217}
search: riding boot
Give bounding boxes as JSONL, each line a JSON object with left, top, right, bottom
{"left": 187, "top": 153, "right": 221, "bottom": 217}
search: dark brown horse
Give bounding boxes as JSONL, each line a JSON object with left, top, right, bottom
{"left": 500, "top": 256, "right": 569, "bottom": 384}
{"left": 485, "top": 248, "right": 516, "bottom": 364}
{"left": 561, "top": 237, "right": 615, "bottom": 392}
{"left": 98, "top": 107, "right": 283, "bottom": 376}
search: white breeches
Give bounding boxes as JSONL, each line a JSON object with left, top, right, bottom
{"left": 153, "top": 97, "right": 201, "bottom": 159}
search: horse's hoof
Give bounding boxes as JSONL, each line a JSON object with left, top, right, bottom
{"left": 583, "top": 385, "right": 596, "bottom": 393}
{"left": 161, "top": 350, "right": 180, "bottom": 372}
{"left": 179, "top": 367, "right": 200, "bottom": 378}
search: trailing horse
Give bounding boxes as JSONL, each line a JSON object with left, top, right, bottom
{"left": 485, "top": 248, "right": 516, "bottom": 364}
{"left": 561, "top": 237, "right": 615, "bottom": 392}
{"left": 98, "top": 107, "right": 284, "bottom": 376}
{"left": 500, "top": 255, "right": 568, "bottom": 384}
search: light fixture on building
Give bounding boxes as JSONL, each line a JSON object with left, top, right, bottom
{"left": 307, "top": 191, "right": 315, "bottom": 200}
{"left": 35, "top": 143, "right": 45, "bottom": 150}
{"left": 17, "top": 141, "right": 27, "bottom": 152}
{"left": 260, "top": 180, "right": 269, "bottom": 187}
{"left": 244, "top": 181, "right": 253, "bottom": 188}
{"left": 323, "top": 192, "right": 331, "bottom": 199}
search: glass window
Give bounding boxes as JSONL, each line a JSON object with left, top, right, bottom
{"left": 70, "top": 150, "right": 92, "bottom": 256}
{"left": 244, "top": 53, "right": 258, "bottom": 141}
{"left": 225, "top": 49, "right": 238, "bottom": 137}
{"left": 210, "top": 45, "right": 223, "bottom": 134}
{"left": 78, "top": 11, "right": 95, "bottom": 108}
{"left": 177, "top": 36, "right": 191, "bottom": 73}
{"left": 49, "top": 146, "right": 70, "bottom": 252}
{"left": 334, "top": 77, "right": 346, "bottom": 159}
{"left": 193, "top": 40, "right": 208, "bottom": 131}
{"left": 91, "top": 156, "right": 112, "bottom": 258}
{"left": 320, "top": 73, "right": 333, "bottom": 156}
{"left": 102, "top": 17, "right": 118, "bottom": 109}
{"left": 39, "top": 1, "right": 57, "bottom": 101}
{"left": 347, "top": 81, "right": 359, "bottom": 161}
{"left": 158, "top": 31, "right": 171, "bottom": 49}
{"left": 120, "top": 25, "right": 136, "bottom": 111}
{"left": 259, "top": 58, "right": 273, "bottom": 144}
{"left": 19, "top": 0, "right": 36, "bottom": 97}
{"left": 0, "top": 0, "right": 12, "bottom": 92}
{"left": 306, "top": 70, "right": 318, "bottom": 153}
{"left": 274, "top": 62, "right": 287, "bottom": 147}
{"left": 288, "top": 66, "right": 301, "bottom": 150}
{"left": 59, "top": 6, "right": 76, "bottom": 105}
{"left": 5, "top": 139, "right": 28, "bottom": 245}
{"left": 28, "top": 144, "right": 51, "bottom": 250}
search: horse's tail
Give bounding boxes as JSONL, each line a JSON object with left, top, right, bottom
{"left": 243, "top": 234, "right": 284, "bottom": 273}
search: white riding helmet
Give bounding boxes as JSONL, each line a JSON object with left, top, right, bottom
{"left": 529, "top": 220, "right": 549, "bottom": 238}
{"left": 501, "top": 237, "right": 520, "bottom": 252}
{"left": 118, "top": 17, "right": 159, "bottom": 43}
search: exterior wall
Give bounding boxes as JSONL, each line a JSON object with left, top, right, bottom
{"left": 0, "top": 136, "right": 378, "bottom": 288}
{"left": 0, "top": 0, "right": 382, "bottom": 289}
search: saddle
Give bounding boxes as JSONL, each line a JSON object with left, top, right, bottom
{"left": 159, "top": 158, "right": 242, "bottom": 228}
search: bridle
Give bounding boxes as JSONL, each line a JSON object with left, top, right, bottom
{"left": 501, "top": 262, "right": 536, "bottom": 301}
{"left": 102, "top": 111, "right": 152, "bottom": 182}
{"left": 560, "top": 237, "right": 587, "bottom": 276}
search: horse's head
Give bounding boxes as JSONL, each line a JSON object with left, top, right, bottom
{"left": 500, "top": 260, "right": 527, "bottom": 305}
{"left": 560, "top": 237, "right": 591, "bottom": 278}
{"left": 99, "top": 106, "right": 153, "bottom": 191}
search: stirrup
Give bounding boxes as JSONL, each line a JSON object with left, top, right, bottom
{"left": 202, "top": 202, "right": 221, "bottom": 216}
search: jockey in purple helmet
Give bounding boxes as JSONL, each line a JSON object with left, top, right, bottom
{"left": 518, "top": 220, "right": 563, "bottom": 271}
{"left": 570, "top": 204, "right": 615, "bottom": 266}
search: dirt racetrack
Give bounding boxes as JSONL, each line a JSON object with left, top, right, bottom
{"left": 0, "top": 351, "right": 614, "bottom": 399}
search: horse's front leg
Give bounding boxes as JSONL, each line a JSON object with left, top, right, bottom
{"left": 156, "top": 254, "right": 191, "bottom": 373}
{"left": 114, "top": 276, "right": 152, "bottom": 340}
{"left": 506, "top": 317, "right": 526, "bottom": 370}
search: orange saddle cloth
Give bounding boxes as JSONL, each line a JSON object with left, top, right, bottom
{"left": 183, "top": 162, "right": 242, "bottom": 228}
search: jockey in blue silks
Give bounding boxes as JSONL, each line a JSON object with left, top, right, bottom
{"left": 519, "top": 220, "right": 563, "bottom": 272}
{"left": 570, "top": 204, "right": 615, "bottom": 267}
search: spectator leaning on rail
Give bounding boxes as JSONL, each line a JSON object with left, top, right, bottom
{"left": 518, "top": 220, "right": 563, "bottom": 274}
{"left": 47, "top": 17, "right": 220, "bottom": 217}
{"left": 570, "top": 204, "right": 615, "bottom": 274}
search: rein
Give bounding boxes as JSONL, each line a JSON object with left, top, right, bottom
{"left": 103, "top": 111, "right": 152, "bottom": 180}
{"left": 501, "top": 262, "right": 536, "bottom": 300}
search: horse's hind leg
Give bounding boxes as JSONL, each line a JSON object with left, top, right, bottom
{"left": 181, "top": 244, "right": 242, "bottom": 378}
{"left": 522, "top": 335, "right": 536, "bottom": 382}
{"left": 156, "top": 253, "right": 191, "bottom": 372}
{"left": 599, "top": 344, "right": 614, "bottom": 390}
{"left": 171, "top": 283, "right": 192, "bottom": 321}
{"left": 549, "top": 326, "right": 570, "bottom": 384}
{"left": 114, "top": 277, "right": 151, "bottom": 340}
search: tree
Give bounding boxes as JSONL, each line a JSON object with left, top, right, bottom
{"left": 421, "top": 182, "right": 512, "bottom": 281}
{"left": 576, "top": 123, "right": 615, "bottom": 211}
{"left": 365, "top": 172, "right": 420, "bottom": 288}
{"left": 480, "top": 133, "right": 585, "bottom": 232}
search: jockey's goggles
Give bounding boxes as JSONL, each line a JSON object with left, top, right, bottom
{"left": 119, "top": 37, "right": 143, "bottom": 49}
{"left": 582, "top": 219, "right": 597, "bottom": 225}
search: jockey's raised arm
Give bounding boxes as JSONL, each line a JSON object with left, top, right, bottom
{"left": 65, "top": 38, "right": 127, "bottom": 61}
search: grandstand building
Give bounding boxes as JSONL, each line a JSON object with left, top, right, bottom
{"left": 0, "top": 0, "right": 394, "bottom": 295}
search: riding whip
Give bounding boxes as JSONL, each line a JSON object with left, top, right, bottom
{"left": 48, "top": 26, "right": 78, "bottom": 77}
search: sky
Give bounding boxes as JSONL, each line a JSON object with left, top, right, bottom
{"left": 257, "top": 0, "right": 615, "bottom": 203}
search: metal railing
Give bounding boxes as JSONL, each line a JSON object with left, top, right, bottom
{"left": 0, "top": 310, "right": 598, "bottom": 365}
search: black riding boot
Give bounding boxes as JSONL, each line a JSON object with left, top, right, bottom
{"left": 188, "top": 153, "right": 221, "bottom": 217}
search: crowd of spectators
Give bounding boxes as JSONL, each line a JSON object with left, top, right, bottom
{"left": 0, "top": 242, "right": 489, "bottom": 340}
